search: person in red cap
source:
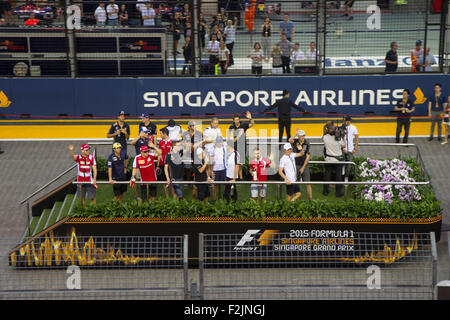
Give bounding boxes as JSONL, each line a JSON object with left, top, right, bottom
{"left": 69, "top": 143, "right": 97, "bottom": 205}
{"left": 131, "top": 142, "right": 162, "bottom": 202}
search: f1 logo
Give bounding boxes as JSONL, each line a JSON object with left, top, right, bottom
{"left": 236, "top": 230, "right": 260, "bottom": 246}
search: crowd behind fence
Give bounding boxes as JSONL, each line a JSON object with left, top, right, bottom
{"left": 0, "top": 0, "right": 447, "bottom": 76}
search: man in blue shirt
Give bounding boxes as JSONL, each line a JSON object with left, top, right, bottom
{"left": 108, "top": 142, "right": 129, "bottom": 202}
{"left": 131, "top": 127, "right": 150, "bottom": 156}
{"left": 279, "top": 14, "right": 294, "bottom": 42}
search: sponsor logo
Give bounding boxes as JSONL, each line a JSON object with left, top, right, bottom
{"left": 234, "top": 230, "right": 279, "bottom": 251}
{"left": 0, "top": 91, "right": 11, "bottom": 108}
{"left": 144, "top": 87, "right": 429, "bottom": 108}
{"left": 0, "top": 40, "right": 26, "bottom": 51}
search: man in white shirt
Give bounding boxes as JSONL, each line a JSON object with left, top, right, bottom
{"left": 210, "top": 136, "right": 227, "bottom": 201}
{"left": 343, "top": 115, "right": 359, "bottom": 179}
{"left": 141, "top": 2, "right": 155, "bottom": 26}
{"left": 207, "top": 34, "right": 220, "bottom": 65}
{"left": 223, "top": 17, "right": 238, "bottom": 65}
{"left": 291, "top": 42, "right": 305, "bottom": 61}
{"left": 278, "top": 143, "right": 304, "bottom": 202}
{"left": 94, "top": 3, "right": 107, "bottom": 26}
{"left": 322, "top": 122, "right": 346, "bottom": 197}
{"left": 305, "top": 41, "right": 319, "bottom": 60}
{"left": 223, "top": 141, "right": 240, "bottom": 202}
{"left": 106, "top": 0, "right": 119, "bottom": 26}
{"left": 203, "top": 117, "right": 222, "bottom": 155}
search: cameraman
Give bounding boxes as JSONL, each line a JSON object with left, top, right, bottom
{"left": 322, "top": 121, "right": 346, "bottom": 197}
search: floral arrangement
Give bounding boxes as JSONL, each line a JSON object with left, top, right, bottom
{"left": 358, "top": 158, "right": 422, "bottom": 203}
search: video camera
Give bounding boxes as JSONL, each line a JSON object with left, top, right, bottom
{"left": 323, "top": 120, "right": 347, "bottom": 141}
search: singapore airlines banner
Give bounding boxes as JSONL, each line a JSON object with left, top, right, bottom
{"left": 0, "top": 74, "right": 447, "bottom": 118}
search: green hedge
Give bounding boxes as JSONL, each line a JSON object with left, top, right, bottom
{"left": 71, "top": 193, "right": 442, "bottom": 220}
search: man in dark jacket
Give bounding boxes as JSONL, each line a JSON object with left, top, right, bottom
{"left": 262, "top": 89, "right": 306, "bottom": 143}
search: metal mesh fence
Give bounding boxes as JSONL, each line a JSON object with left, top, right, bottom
{"left": 0, "top": 234, "right": 188, "bottom": 300}
{"left": 199, "top": 232, "right": 437, "bottom": 300}
{"left": 0, "top": 0, "right": 446, "bottom": 76}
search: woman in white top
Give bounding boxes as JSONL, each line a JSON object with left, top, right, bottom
{"left": 218, "top": 40, "right": 230, "bottom": 74}
{"left": 261, "top": 17, "right": 272, "bottom": 58}
{"left": 270, "top": 44, "right": 283, "bottom": 74}
{"left": 248, "top": 42, "right": 264, "bottom": 75}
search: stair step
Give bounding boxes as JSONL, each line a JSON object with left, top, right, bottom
{"left": 56, "top": 194, "right": 75, "bottom": 221}
{"left": 26, "top": 216, "right": 40, "bottom": 239}
{"left": 60, "top": 193, "right": 77, "bottom": 219}
{"left": 44, "top": 201, "right": 63, "bottom": 230}
{"left": 33, "top": 209, "right": 51, "bottom": 236}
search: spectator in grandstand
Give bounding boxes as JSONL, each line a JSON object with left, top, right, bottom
{"left": 131, "top": 144, "right": 162, "bottom": 202}
{"left": 107, "top": 110, "right": 130, "bottom": 155}
{"left": 206, "top": 33, "right": 220, "bottom": 65}
{"left": 417, "top": 47, "right": 436, "bottom": 72}
{"left": 24, "top": 13, "right": 39, "bottom": 26}
{"left": 278, "top": 34, "right": 294, "bottom": 74}
{"left": 0, "top": 0, "right": 14, "bottom": 26}
{"left": 182, "top": 35, "right": 193, "bottom": 75}
{"left": 250, "top": 148, "right": 274, "bottom": 202}
{"left": 228, "top": 111, "right": 255, "bottom": 178}
{"left": 139, "top": 113, "right": 157, "bottom": 144}
{"left": 166, "top": 119, "right": 182, "bottom": 141}
{"left": 181, "top": 2, "right": 190, "bottom": 25}
{"left": 223, "top": 140, "right": 240, "bottom": 202}
{"left": 158, "top": 127, "right": 172, "bottom": 197}
{"left": 94, "top": 2, "right": 107, "bottom": 26}
{"left": 106, "top": 0, "right": 119, "bottom": 26}
{"left": 305, "top": 41, "right": 319, "bottom": 60}
{"left": 262, "top": 89, "right": 306, "bottom": 143}
{"left": 184, "top": 21, "right": 192, "bottom": 39}
{"left": 194, "top": 148, "right": 213, "bottom": 203}
{"left": 428, "top": 83, "right": 447, "bottom": 142}
{"left": 164, "top": 141, "right": 185, "bottom": 199}
{"left": 0, "top": 18, "right": 5, "bottom": 26}
{"left": 141, "top": 2, "right": 155, "bottom": 26}
{"left": 322, "top": 121, "right": 345, "bottom": 198}
{"left": 208, "top": 14, "right": 218, "bottom": 31}
{"left": 218, "top": 40, "right": 230, "bottom": 74}
{"left": 210, "top": 24, "right": 223, "bottom": 42}
{"left": 269, "top": 44, "right": 283, "bottom": 74}
{"left": 119, "top": 4, "right": 129, "bottom": 26}
{"left": 69, "top": 144, "right": 97, "bottom": 206}
{"left": 108, "top": 142, "right": 129, "bottom": 202}
{"left": 216, "top": 13, "right": 226, "bottom": 32}
{"left": 204, "top": 117, "right": 223, "bottom": 155}
{"left": 278, "top": 14, "right": 294, "bottom": 42}
{"left": 342, "top": 0, "right": 354, "bottom": 20}
{"left": 172, "top": 12, "right": 183, "bottom": 54}
{"left": 278, "top": 143, "right": 303, "bottom": 202}
{"left": 248, "top": 42, "right": 264, "bottom": 75}
{"left": 219, "top": 7, "right": 228, "bottom": 21}
{"left": 135, "top": 0, "right": 146, "bottom": 16}
{"left": 384, "top": 42, "right": 398, "bottom": 73}
{"left": 291, "top": 42, "right": 305, "bottom": 62}
{"left": 223, "top": 17, "right": 238, "bottom": 66}
{"left": 342, "top": 115, "right": 359, "bottom": 179}
{"left": 442, "top": 95, "right": 450, "bottom": 145}
{"left": 410, "top": 40, "right": 423, "bottom": 72}
{"left": 394, "top": 89, "right": 415, "bottom": 144}
{"left": 199, "top": 13, "right": 209, "bottom": 49}
{"left": 210, "top": 136, "right": 227, "bottom": 201}
{"left": 288, "top": 129, "right": 312, "bottom": 201}
{"left": 261, "top": 17, "right": 273, "bottom": 58}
